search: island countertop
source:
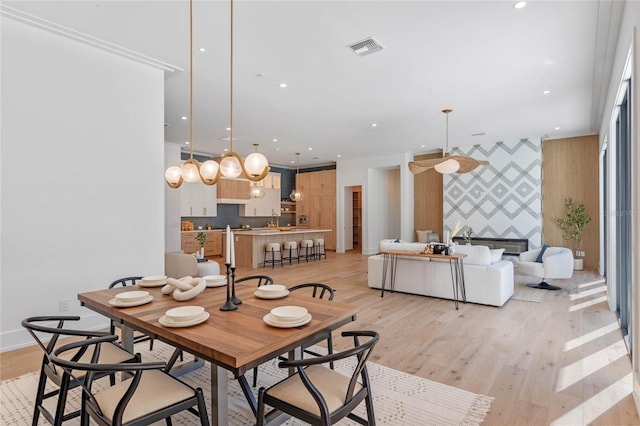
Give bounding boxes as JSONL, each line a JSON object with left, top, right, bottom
{"left": 236, "top": 228, "right": 330, "bottom": 236}
{"left": 224, "top": 229, "right": 330, "bottom": 268}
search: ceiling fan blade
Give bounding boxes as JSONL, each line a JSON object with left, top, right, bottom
{"left": 408, "top": 157, "right": 449, "bottom": 174}
{"left": 451, "top": 156, "right": 490, "bottom": 173}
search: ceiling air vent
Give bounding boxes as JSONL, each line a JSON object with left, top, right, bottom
{"left": 347, "top": 37, "right": 385, "bottom": 56}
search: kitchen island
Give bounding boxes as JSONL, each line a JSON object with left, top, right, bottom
{"left": 224, "top": 229, "right": 331, "bottom": 269}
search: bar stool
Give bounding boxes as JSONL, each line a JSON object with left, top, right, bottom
{"left": 282, "top": 241, "right": 300, "bottom": 265}
{"left": 299, "top": 239, "right": 315, "bottom": 262}
{"left": 263, "top": 243, "right": 283, "bottom": 268}
{"left": 314, "top": 238, "right": 327, "bottom": 260}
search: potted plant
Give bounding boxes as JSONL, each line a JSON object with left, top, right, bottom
{"left": 195, "top": 232, "right": 207, "bottom": 258}
{"left": 554, "top": 198, "right": 591, "bottom": 270}
{"left": 463, "top": 227, "right": 473, "bottom": 245}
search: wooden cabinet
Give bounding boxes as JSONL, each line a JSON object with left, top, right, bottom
{"left": 204, "top": 231, "right": 222, "bottom": 256}
{"left": 181, "top": 230, "right": 223, "bottom": 257}
{"left": 239, "top": 187, "right": 281, "bottom": 217}
{"left": 181, "top": 182, "right": 217, "bottom": 217}
{"left": 295, "top": 170, "right": 336, "bottom": 250}
{"left": 217, "top": 178, "right": 250, "bottom": 203}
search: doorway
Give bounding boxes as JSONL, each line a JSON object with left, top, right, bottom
{"left": 352, "top": 186, "right": 362, "bottom": 252}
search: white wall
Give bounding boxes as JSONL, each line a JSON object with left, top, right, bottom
{"left": 0, "top": 17, "right": 167, "bottom": 350}
{"left": 336, "top": 153, "right": 413, "bottom": 254}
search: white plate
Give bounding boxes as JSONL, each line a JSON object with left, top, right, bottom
{"left": 165, "top": 306, "right": 205, "bottom": 322}
{"left": 115, "top": 290, "right": 149, "bottom": 302}
{"left": 271, "top": 306, "right": 308, "bottom": 322}
{"left": 256, "top": 284, "right": 287, "bottom": 293}
{"left": 108, "top": 295, "right": 154, "bottom": 308}
{"left": 139, "top": 276, "right": 167, "bottom": 287}
{"left": 263, "top": 312, "right": 312, "bottom": 328}
{"left": 255, "top": 289, "right": 289, "bottom": 299}
{"left": 203, "top": 275, "right": 227, "bottom": 288}
{"left": 159, "top": 312, "right": 210, "bottom": 328}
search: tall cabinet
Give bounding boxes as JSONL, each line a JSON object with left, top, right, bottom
{"left": 295, "top": 170, "right": 336, "bottom": 250}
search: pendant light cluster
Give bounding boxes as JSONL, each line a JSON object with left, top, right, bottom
{"left": 165, "top": 0, "right": 269, "bottom": 189}
{"left": 289, "top": 153, "right": 303, "bottom": 201}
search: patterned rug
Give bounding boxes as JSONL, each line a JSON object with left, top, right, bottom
{"left": 510, "top": 275, "right": 546, "bottom": 303}
{"left": 1, "top": 342, "right": 493, "bottom": 425}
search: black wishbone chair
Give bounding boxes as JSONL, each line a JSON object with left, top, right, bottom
{"left": 108, "top": 277, "right": 154, "bottom": 350}
{"left": 21, "top": 316, "right": 136, "bottom": 426}
{"left": 257, "top": 330, "right": 380, "bottom": 426}
{"left": 286, "top": 283, "right": 336, "bottom": 367}
{"left": 50, "top": 335, "right": 210, "bottom": 426}
{"left": 235, "top": 274, "right": 274, "bottom": 287}
{"left": 233, "top": 275, "right": 275, "bottom": 386}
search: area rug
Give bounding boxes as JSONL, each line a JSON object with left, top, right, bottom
{"left": 1, "top": 342, "right": 493, "bottom": 425}
{"left": 511, "top": 283, "right": 545, "bottom": 303}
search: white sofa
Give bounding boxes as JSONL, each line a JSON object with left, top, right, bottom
{"left": 368, "top": 241, "right": 514, "bottom": 307}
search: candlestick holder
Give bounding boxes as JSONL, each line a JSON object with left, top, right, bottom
{"left": 230, "top": 267, "right": 242, "bottom": 305}
{"left": 219, "top": 263, "right": 237, "bottom": 311}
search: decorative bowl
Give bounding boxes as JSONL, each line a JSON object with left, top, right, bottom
{"left": 257, "top": 284, "right": 286, "bottom": 294}
{"left": 165, "top": 306, "right": 205, "bottom": 322}
{"left": 115, "top": 290, "right": 149, "bottom": 302}
{"left": 270, "top": 305, "right": 308, "bottom": 322}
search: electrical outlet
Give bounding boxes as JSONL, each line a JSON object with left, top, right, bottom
{"left": 59, "top": 299, "right": 70, "bottom": 312}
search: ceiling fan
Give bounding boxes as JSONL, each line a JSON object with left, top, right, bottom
{"left": 408, "top": 109, "right": 489, "bottom": 175}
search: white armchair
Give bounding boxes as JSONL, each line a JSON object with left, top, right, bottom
{"left": 518, "top": 246, "right": 574, "bottom": 290}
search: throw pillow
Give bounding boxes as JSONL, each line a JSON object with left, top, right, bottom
{"left": 416, "top": 230, "right": 433, "bottom": 243}
{"left": 535, "top": 244, "right": 550, "bottom": 263}
{"left": 490, "top": 248, "right": 505, "bottom": 263}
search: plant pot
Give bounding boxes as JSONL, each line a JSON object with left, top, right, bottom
{"left": 574, "top": 258, "right": 584, "bottom": 270}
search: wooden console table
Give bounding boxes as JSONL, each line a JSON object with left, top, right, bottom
{"left": 379, "top": 251, "right": 467, "bottom": 309}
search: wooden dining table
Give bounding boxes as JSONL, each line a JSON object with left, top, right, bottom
{"left": 78, "top": 280, "right": 357, "bottom": 426}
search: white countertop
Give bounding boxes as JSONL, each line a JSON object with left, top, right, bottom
{"left": 235, "top": 229, "right": 331, "bottom": 236}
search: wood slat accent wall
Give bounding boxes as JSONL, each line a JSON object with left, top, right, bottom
{"left": 542, "top": 135, "right": 599, "bottom": 270}
{"left": 413, "top": 153, "right": 443, "bottom": 241}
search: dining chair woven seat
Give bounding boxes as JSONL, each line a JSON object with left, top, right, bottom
{"left": 257, "top": 331, "right": 379, "bottom": 426}
{"left": 21, "top": 316, "right": 136, "bottom": 426}
{"left": 50, "top": 335, "right": 210, "bottom": 426}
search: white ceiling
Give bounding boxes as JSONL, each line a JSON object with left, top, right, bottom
{"left": 4, "top": 0, "right": 623, "bottom": 167}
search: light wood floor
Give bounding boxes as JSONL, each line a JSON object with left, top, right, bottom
{"left": 2, "top": 251, "right": 638, "bottom": 425}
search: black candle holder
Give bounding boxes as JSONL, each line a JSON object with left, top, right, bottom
{"left": 230, "top": 267, "right": 242, "bottom": 305}
{"left": 219, "top": 263, "right": 237, "bottom": 311}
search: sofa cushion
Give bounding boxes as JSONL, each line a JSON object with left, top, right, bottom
{"left": 453, "top": 245, "right": 492, "bottom": 266}
{"left": 416, "top": 230, "right": 432, "bottom": 243}
{"left": 490, "top": 248, "right": 505, "bottom": 263}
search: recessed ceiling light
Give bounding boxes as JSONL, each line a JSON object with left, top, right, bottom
{"left": 421, "top": 145, "right": 425, "bottom": 148}
{"left": 185, "top": 141, "right": 189, "bottom": 145}
{"left": 513, "top": 1, "right": 526, "bottom": 9}
{"left": 543, "top": 90, "right": 551, "bottom": 95}
{"left": 337, "top": 154, "right": 342, "bottom": 158}
{"left": 308, "top": 147, "right": 313, "bottom": 151}
{"left": 279, "top": 83, "right": 287, "bottom": 88}
{"left": 273, "top": 138, "right": 278, "bottom": 142}
{"left": 199, "top": 47, "right": 206, "bottom": 52}
{"left": 226, "top": 127, "right": 231, "bottom": 131}
{"left": 555, "top": 126, "right": 561, "bottom": 130}
{"left": 371, "top": 123, "right": 377, "bottom": 127}
{"left": 291, "top": 160, "right": 295, "bottom": 164}
{"left": 181, "top": 116, "right": 188, "bottom": 120}
{"left": 224, "top": 148, "right": 229, "bottom": 152}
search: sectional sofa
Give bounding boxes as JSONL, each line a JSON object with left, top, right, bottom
{"left": 367, "top": 240, "right": 514, "bottom": 307}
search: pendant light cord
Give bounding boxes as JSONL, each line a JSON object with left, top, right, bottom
{"left": 229, "top": 0, "right": 234, "bottom": 153}
{"left": 188, "top": 0, "right": 194, "bottom": 160}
